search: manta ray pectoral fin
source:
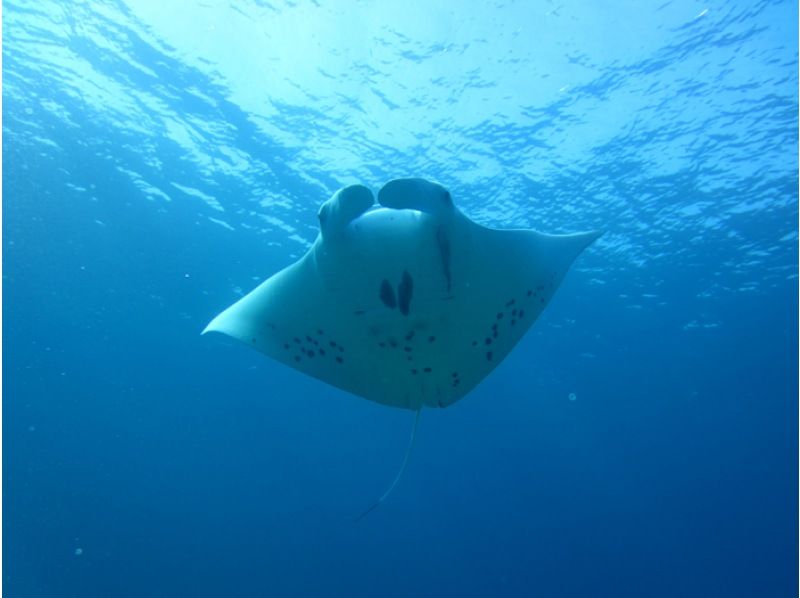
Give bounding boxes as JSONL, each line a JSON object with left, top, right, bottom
{"left": 377, "top": 178, "right": 454, "bottom": 215}
{"left": 318, "top": 184, "right": 375, "bottom": 240}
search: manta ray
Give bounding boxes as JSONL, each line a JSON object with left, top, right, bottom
{"left": 204, "top": 178, "right": 600, "bottom": 518}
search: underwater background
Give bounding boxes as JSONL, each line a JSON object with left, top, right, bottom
{"left": 3, "top": 1, "right": 798, "bottom": 596}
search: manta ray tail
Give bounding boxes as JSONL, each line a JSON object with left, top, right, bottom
{"left": 355, "top": 408, "right": 422, "bottom": 523}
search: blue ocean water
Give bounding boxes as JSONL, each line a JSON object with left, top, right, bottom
{"left": 3, "top": 1, "right": 798, "bottom": 596}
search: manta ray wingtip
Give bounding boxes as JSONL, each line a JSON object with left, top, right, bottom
{"left": 201, "top": 312, "right": 229, "bottom": 336}
{"left": 563, "top": 228, "right": 604, "bottom": 254}
{"left": 583, "top": 229, "right": 604, "bottom": 246}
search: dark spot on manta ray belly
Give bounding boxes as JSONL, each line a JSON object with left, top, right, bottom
{"left": 379, "top": 279, "right": 396, "bottom": 309}
{"left": 452, "top": 371, "right": 461, "bottom": 388}
{"left": 397, "top": 270, "right": 413, "bottom": 316}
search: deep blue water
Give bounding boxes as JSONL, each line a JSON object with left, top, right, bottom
{"left": 3, "top": 1, "right": 798, "bottom": 596}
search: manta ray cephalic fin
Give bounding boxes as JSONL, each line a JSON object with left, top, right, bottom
{"left": 317, "top": 184, "right": 375, "bottom": 240}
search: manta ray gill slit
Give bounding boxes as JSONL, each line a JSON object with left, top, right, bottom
{"left": 397, "top": 270, "right": 413, "bottom": 315}
{"left": 435, "top": 226, "right": 452, "bottom": 291}
{"left": 379, "top": 279, "right": 396, "bottom": 308}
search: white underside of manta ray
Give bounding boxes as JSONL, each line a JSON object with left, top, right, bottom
{"left": 204, "top": 178, "right": 600, "bottom": 411}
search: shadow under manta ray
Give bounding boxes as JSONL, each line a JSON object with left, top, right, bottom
{"left": 203, "top": 177, "right": 601, "bottom": 519}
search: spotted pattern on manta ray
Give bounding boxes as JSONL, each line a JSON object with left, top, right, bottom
{"left": 470, "top": 273, "right": 560, "bottom": 363}
{"left": 451, "top": 371, "right": 461, "bottom": 388}
{"left": 268, "top": 268, "right": 562, "bottom": 401}
{"left": 279, "top": 328, "right": 345, "bottom": 365}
